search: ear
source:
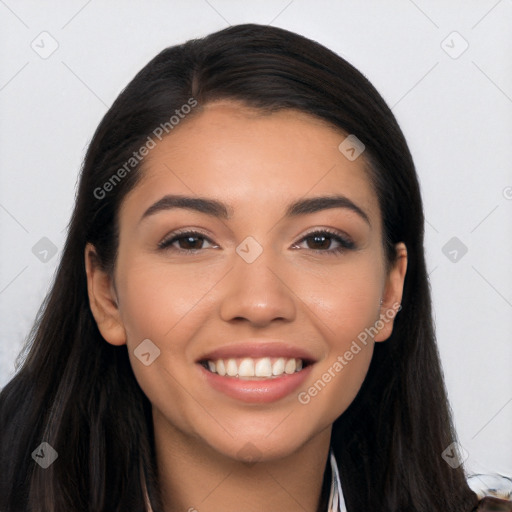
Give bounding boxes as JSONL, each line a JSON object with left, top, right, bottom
{"left": 84, "top": 243, "right": 126, "bottom": 346}
{"left": 374, "top": 242, "right": 407, "bottom": 342}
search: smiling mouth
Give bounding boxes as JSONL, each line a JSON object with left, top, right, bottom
{"left": 199, "top": 357, "right": 311, "bottom": 380}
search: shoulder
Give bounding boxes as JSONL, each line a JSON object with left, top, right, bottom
{"left": 468, "top": 474, "right": 512, "bottom": 511}
{"left": 474, "top": 497, "right": 512, "bottom": 511}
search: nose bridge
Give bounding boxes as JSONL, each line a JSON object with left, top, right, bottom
{"left": 219, "top": 235, "right": 296, "bottom": 325}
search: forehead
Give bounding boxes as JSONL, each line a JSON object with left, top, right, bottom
{"left": 120, "top": 101, "right": 380, "bottom": 226}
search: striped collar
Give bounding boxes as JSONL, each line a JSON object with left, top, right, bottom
{"left": 328, "top": 449, "right": 347, "bottom": 512}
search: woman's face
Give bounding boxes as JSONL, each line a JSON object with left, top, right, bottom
{"left": 87, "top": 101, "right": 406, "bottom": 462}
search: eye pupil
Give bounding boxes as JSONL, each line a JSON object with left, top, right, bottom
{"left": 308, "top": 234, "right": 330, "bottom": 250}
{"left": 181, "top": 236, "right": 202, "bottom": 249}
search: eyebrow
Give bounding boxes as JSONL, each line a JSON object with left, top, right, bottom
{"left": 140, "top": 194, "right": 371, "bottom": 226}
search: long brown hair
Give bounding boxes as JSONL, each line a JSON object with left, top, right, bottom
{"left": 0, "top": 24, "right": 478, "bottom": 511}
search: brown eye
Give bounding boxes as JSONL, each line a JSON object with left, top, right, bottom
{"left": 293, "top": 230, "right": 355, "bottom": 255}
{"left": 158, "top": 232, "right": 217, "bottom": 252}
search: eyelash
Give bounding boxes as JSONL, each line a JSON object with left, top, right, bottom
{"left": 158, "top": 229, "right": 355, "bottom": 256}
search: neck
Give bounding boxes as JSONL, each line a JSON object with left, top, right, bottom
{"left": 152, "top": 409, "right": 332, "bottom": 512}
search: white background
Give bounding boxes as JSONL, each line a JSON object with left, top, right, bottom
{"left": 1, "top": 0, "right": 511, "bottom": 478}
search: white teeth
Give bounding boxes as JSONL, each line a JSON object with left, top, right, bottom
{"left": 205, "top": 357, "right": 304, "bottom": 378}
{"left": 284, "top": 358, "right": 297, "bottom": 374}
{"left": 272, "top": 358, "right": 285, "bottom": 376}
{"left": 226, "top": 358, "right": 238, "bottom": 377}
{"left": 238, "top": 358, "right": 255, "bottom": 377}
{"left": 216, "top": 359, "right": 226, "bottom": 376}
{"left": 254, "top": 357, "right": 272, "bottom": 377}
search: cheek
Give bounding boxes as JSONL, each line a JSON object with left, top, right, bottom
{"left": 114, "top": 257, "right": 223, "bottom": 434}
{"left": 292, "top": 255, "right": 384, "bottom": 342}
{"left": 115, "top": 255, "right": 221, "bottom": 345}
{"left": 290, "top": 257, "right": 383, "bottom": 421}
{"left": 114, "top": 254, "right": 229, "bottom": 403}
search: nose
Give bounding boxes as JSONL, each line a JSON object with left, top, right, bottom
{"left": 219, "top": 246, "right": 297, "bottom": 327}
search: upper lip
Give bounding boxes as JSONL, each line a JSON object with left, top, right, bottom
{"left": 196, "top": 339, "right": 318, "bottom": 364}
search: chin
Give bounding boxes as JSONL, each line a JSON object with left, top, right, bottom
{"left": 195, "top": 420, "right": 324, "bottom": 465}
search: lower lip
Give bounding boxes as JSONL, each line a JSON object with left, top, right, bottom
{"left": 198, "top": 364, "right": 313, "bottom": 404}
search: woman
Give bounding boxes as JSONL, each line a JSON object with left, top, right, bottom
{"left": 0, "top": 23, "right": 510, "bottom": 512}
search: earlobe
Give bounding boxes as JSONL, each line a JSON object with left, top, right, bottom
{"left": 84, "top": 243, "right": 127, "bottom": 346}
{"left": 375, "top": 242, "right": 407, "bottom": 342}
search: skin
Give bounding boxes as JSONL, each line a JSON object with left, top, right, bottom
{"left": 85, "top": 101, "right": 407, "bottom": 512}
